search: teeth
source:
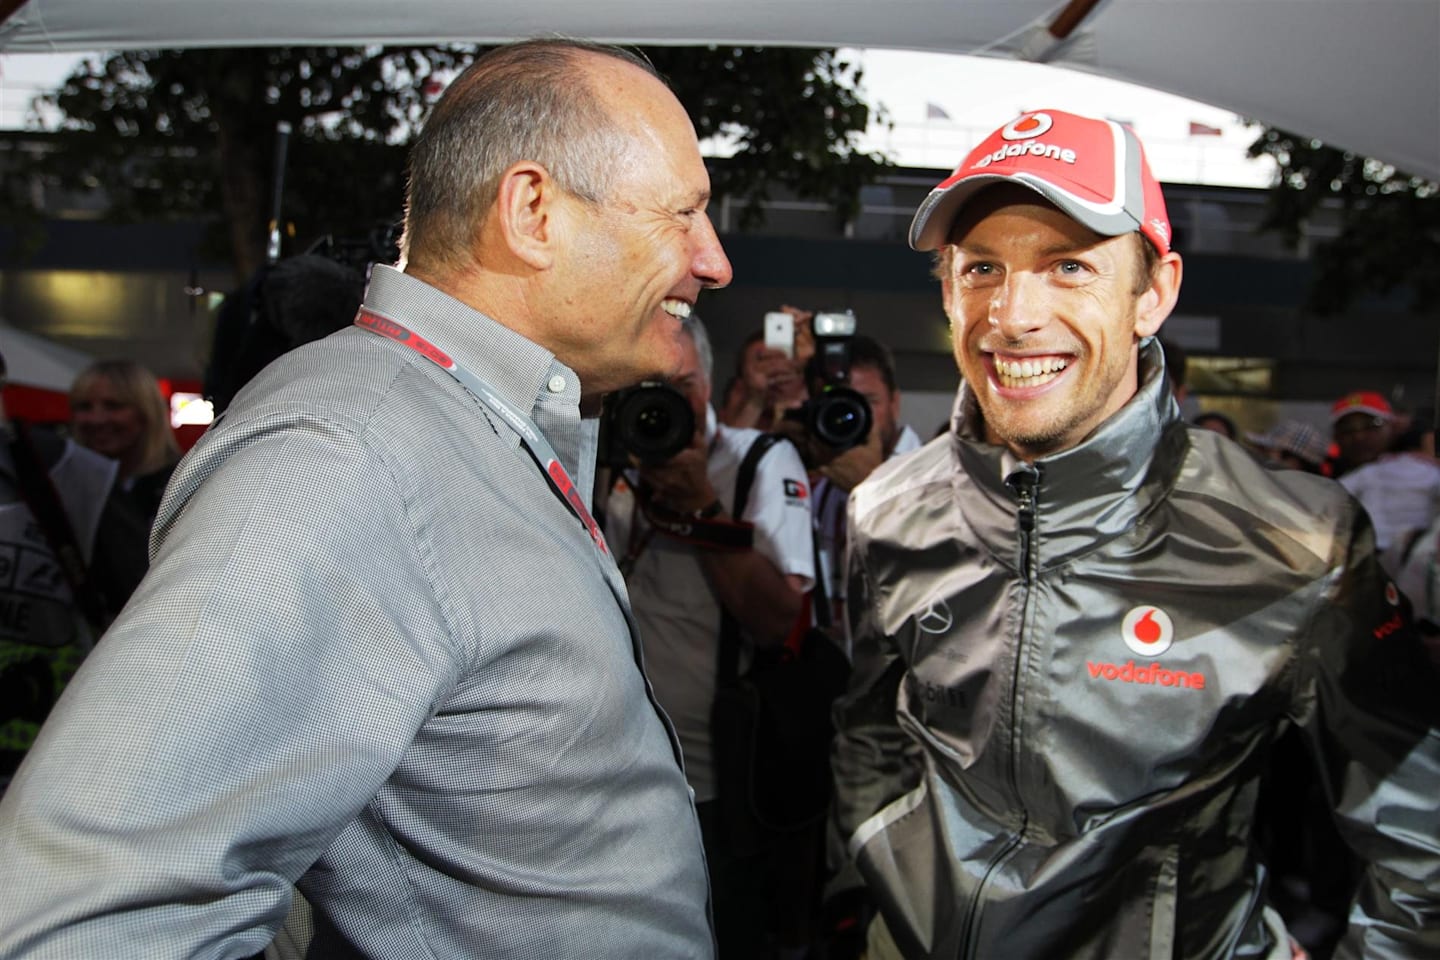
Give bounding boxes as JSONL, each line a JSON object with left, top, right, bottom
{"left": 661, "top": 299, "right": 691, "bottom": 319}
{"left": 994, "top": 356, "right": 1067, "bottom": 388}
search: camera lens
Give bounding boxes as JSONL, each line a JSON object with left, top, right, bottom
{"left": 809, "top": 388, "right": 873, "bottom": 451}
{"left": 634, "top": 404, "right": 678, "bottom": 441}
{"left": 819, "top": 403, "right": 860, "bottom": 437}
{"left": 610, "top": 383, "right": 695, "bottom": 464}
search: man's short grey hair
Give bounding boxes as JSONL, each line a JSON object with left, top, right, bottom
{"left": 401, "top": 39, "right": 660, "bottom": 272}
{"left": 680, "top": 315, "right": 713, "bottom": 384}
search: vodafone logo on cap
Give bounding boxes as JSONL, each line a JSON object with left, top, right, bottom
{"left": 1001, "top": 112, "right": 1053, "bottom": 141}
{"left": 974, "top": 112, "right": 1077, "bottom": 169}
{"left": 1121, "top": 606, "right": 1174, "bottom": 657}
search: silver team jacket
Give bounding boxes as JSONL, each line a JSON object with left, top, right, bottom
{"left": 834, "top": 342, "right": 1440, "bottom": 959}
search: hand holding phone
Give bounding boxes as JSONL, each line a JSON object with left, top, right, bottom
{"left": 763, "top": 311, "right": 795, "bottom": 358}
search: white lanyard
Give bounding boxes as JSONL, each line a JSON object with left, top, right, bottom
{"left": 354, "top": 308, "right": 609, "bottom": 556}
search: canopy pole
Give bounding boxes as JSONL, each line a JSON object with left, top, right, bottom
{"left": 1049, "top": 0, "right": 1104, "bottom": 40}
{"left": 0, "top": 0, "right": 30, "bottom": 29}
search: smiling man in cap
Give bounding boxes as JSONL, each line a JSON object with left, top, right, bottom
{"left": 830, "top": 109, "right": 1440, "bottom": 959}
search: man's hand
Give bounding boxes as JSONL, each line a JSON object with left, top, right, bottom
{"left": 778, "top": 304, "right": 817, "bottom": 368}
{"left": 722, "top": 346, "right": 803, "bottom": 431}
{"left": 638, "top": 437, "right": 716, "bottom": 515}
{"left": 744, "top": 348, "right": 799, "bottom": 406}
{"left": 818, "top": 418, "right": 886, "bottom": 492}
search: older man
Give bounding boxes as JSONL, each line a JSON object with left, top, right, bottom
{"left": 0, "top": 40, "right": 730, "bottom": 958}
{"left": 832, "top": 109, "right": 1440, "bottom": 959}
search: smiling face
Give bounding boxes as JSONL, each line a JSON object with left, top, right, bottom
{"left": 939, "top": 186, "right": 1180, "bottom": 460}
{"left": 546, "top": 56, "right": 732, "bottom": 398}
{"left": 70, "top": 375, "right": 145, "bottom": 464}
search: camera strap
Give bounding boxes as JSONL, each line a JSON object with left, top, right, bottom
{"left": 354, "top": 308, "right": 608, "bottom": 558}
{"left": 633, "top": 483, "right": 754, "bottom": 552}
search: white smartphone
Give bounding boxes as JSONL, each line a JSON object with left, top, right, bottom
{"left": 763, "top": 311, "right": 794, "bottom": 358}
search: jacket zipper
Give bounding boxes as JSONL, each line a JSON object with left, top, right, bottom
{"left": 957, "top": 468, "right": 1040, "bottom": 957}
{"left": 1014, "top": 470, "right": 1037, "bottom": 584}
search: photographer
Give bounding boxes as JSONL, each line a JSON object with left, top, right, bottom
{"left": 719, "top": 305, "right": 813, "bottom": 431}
{"left": 789, "top": 331, "right": 921, "bottom": 639}
{"left": 604, "top": 315, "right": 816, "bottom": 959}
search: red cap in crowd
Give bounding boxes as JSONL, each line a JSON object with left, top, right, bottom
{"left": 1329, "top": 391, "right": 1394, "bottom": 424}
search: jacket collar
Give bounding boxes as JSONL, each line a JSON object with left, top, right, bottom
{"left": 948, "top": 339, "right": 1187, "bottom": 570}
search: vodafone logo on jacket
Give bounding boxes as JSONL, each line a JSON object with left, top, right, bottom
{"left": 1087, "top": 605, "right": 1205, "bottom": 692}
{"left": 1121, "top": 606, "right": 1174, "bottom": 657}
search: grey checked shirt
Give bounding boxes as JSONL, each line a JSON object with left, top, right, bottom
{"left": 0, "top": 265, "right": 714, "bottom": 959}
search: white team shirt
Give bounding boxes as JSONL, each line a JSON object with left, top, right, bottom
{"left": 606, "top": 408, "right": 814, "bottom": 801}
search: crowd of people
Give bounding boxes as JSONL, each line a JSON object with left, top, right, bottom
{"left": 1, "top": 354, "right": 176, "bottom": 785}
{"left": 0, "top": 38, "right": 1436, "bottom": 960}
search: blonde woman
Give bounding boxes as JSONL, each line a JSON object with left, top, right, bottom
{"left": 69, "top": 359, "right": 180, "bottom": 524}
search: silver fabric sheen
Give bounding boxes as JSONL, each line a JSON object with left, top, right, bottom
{"left": 834, "top": 341, "right": 1440, "bottom": 959}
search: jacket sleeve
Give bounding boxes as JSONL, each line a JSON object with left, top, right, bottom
{"left": 829, "top": 493, "right": 923, "bottom": 864}
{"left": 0, "top": 414, "right": 463, "bottom": 959}
{"left": 1298, "top": 502, "right": 1440, "bottom": 959}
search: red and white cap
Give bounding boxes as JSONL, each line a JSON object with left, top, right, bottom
{"left": 1330, "top": 390, "right": 1394, "bottom": 424}
{"left": 908, "top": 109, "right": 1172, "bottom": 255}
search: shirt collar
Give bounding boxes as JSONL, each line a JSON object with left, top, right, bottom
{"left": 364, "top": 265, "right": 581, "bottom": 421}
{"left": 362, "top": 265, "right": 595, "bottom": 490}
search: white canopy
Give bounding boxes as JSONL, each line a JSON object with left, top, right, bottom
{"left": 0, "top": 322, "right": 92, "bottom": 391}
{"left": 1, "top": 0, "right": 1437, "bottom": 181}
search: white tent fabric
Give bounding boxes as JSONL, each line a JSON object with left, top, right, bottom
{"left": 0, "top": 323, "right": 92, "bottom": 390}
{"left": 1, "top": 0, "right": 1437, "bottom": 181}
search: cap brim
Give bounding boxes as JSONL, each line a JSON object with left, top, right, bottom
{"left": 908, "top": 172, "right": 1142, "bottom": 252}
{"left": 1329, "top": 406, "right": 1392, "bottom": 425}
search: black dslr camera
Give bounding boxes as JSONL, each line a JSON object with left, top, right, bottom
{"left": 598, "top": 382, "right": 695, "bottom": 468}
{"left": 786, "top": 309, "right": 872, "bottom": 452}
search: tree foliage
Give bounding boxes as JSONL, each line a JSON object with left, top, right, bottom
{"left": 651, "top": 47, "right": 887, "bottom": 230}
{"left": 1249, "top": 128, "right": 1439, "bottom": 313}
{"left": 7, "top": 45, "right": 889, "bottom": 283}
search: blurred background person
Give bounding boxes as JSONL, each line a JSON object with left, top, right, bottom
{"left": 1341, "top": 421, "right": 1440, "bottom": 565}
{"left": 1245, "top": 419, "right": 1329, "bottom": 473}
{"left": 69, "top": 359, "right": 181, "bottom": 526}
{"left": 1329, "top": 390, "right": 1394, "bottom": 478}
{"left": 205, "top": 253, "right": 368, "bottom": 415}
{"left": 1, "top": 350, "right": 147, "bottom": 789}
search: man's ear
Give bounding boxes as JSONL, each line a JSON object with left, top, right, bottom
{"left": 493, "top": 161, "right": 561, "bottom": 271}
{"left": 1134, "top": 251, "right": 1183, "bottom": 339}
